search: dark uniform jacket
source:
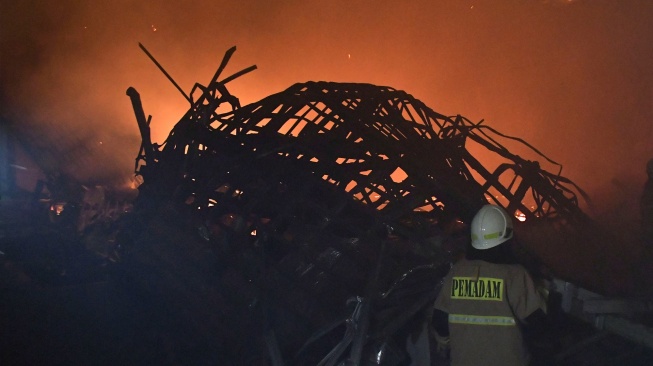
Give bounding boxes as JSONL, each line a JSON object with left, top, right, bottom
{"left": 433, "top": 258, "right": 546, "bottom": 366}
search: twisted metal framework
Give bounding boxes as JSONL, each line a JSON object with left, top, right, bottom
{"left": 124, "top": 46, "right": 598, "bottom": 364}
{"left": 129, "top": 51, "right": 589, "bottom": 232}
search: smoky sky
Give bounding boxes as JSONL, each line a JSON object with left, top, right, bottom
{"left": 1, "top": 0, "right": 653, "bottom": 214}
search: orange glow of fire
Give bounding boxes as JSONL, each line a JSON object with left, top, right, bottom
{"left": 50, "top": 203, "right": 65, "bottom": 216}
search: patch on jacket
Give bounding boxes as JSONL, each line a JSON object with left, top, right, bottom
{"left": 451, "top": 277, "right": 503, "bottom": 301}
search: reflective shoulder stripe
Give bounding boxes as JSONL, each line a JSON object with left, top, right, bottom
{"left": 449, "top": 314, "right": 516, "bottom": 326}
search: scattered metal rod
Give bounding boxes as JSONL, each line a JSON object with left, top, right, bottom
{"left": 138, "top": 43, "right": 191, "bottom": 103}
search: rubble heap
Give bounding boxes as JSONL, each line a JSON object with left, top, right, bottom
{"left": 120, "top": 46, "right": 595, "bottom": 364}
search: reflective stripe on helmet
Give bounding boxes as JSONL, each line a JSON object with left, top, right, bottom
{"left": 483, "top": 232, "right": 501, "bottom": 240}
{"left": 471, "top": 231, "right": 502, "bottom": 242}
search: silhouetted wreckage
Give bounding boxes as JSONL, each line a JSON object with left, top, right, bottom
{"left": 121, "top": 46, "right": 598, "bottom": 364}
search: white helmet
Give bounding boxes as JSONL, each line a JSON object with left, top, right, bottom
{"left": 471, "top": 204, "right": 513, "bottom": 250}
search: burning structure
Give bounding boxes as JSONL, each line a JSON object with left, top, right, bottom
{"left": 118, "top": 46, "right": 614, "bottom": 364}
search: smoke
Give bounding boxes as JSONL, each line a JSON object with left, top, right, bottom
{"left": 2, "top": 0, "right": 652, "bottom": 211}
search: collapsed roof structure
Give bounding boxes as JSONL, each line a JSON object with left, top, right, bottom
{"left": 120, "top": 46, "right": 602, "bottom": 364}
{"left": 130, "top": 45, "right": 592, "bottom": 223}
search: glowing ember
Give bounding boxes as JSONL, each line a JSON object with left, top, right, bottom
{"left": 50, "top": 203, "right": 65, "bottom": 216}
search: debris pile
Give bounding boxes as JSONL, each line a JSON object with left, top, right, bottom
{"left": 119, "top": 46, "right": 597, "bottom": 364}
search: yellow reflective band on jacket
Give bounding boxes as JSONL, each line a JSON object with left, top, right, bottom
{"left": 449, "top": 314, "right": 516, "bottom": 326}
{"left": 451, "top": 277, "right": 503, "bottom": 301}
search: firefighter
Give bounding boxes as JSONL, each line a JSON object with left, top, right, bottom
{"left": 432, "top": 204, "right": 547, "bottom": 366}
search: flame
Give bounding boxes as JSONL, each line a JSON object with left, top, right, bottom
{"left": 50, "top": 203, "right": 65, "bottom": 216}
